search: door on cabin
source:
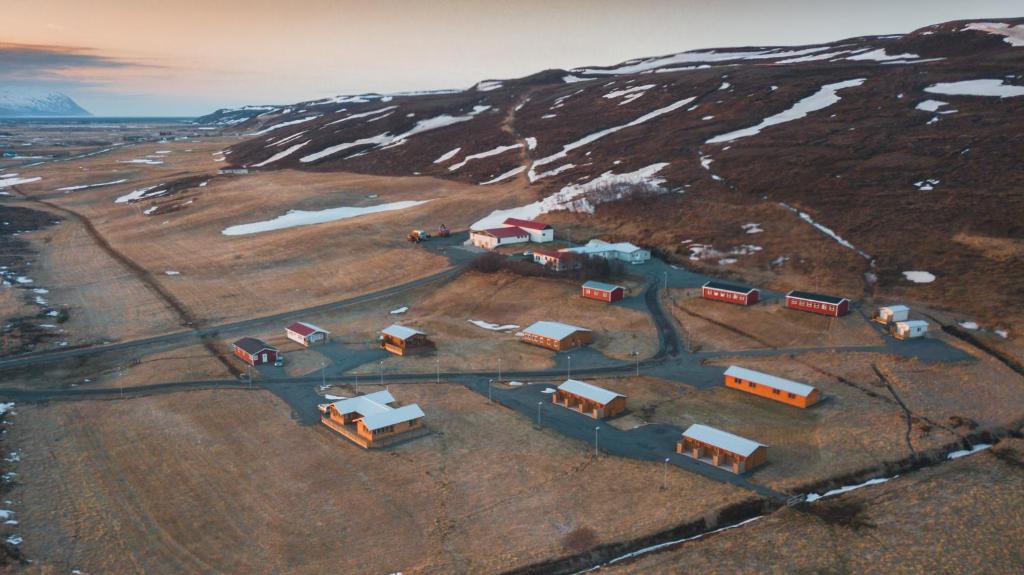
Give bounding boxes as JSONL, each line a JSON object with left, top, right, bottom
{"left": 261, "top": 353, "right": 268, "bottom": 364}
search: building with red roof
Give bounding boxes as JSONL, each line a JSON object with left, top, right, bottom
{"left": 285, "top": 321, "right": 330, "bottom": 346}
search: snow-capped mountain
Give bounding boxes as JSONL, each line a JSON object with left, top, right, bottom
{"left": 0, "top": 90, "right": 91, "bottom": 117}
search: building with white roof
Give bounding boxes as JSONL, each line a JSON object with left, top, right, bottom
{"left": 893, "top": 320, "right": 928, "bottom": 340}
{"left": 874, "top": 304, "right": 910, "bottom": 324}
{"left": 521, "top": 321, "right": 593, "bottom": 351}
{"left": 321, "top": 390, "right": 428, "bottom": 448}
{"left": 561, "top": 239, "right": 651, "bottom": 264}
{"left": 723, "top": 365, "right": 820, "bottom": 408}
{"left": 380, "top": 324, "right": 433, "bottom": 356}
{"left": 553, "top": 379, "right": 627, "bottom": 419}
{"left": 678, "top": 424, "right": 768, "bottom": 474}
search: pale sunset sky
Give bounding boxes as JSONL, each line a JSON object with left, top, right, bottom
{"left": 2, "top": 0, "right": 1020, "bottom": 116}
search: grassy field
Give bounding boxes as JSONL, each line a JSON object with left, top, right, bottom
{"left": 5, "top": 384, "right": 750, "bottom": 574}
{"left": 605, "top": 438, "right": 1024, "bottom": 574}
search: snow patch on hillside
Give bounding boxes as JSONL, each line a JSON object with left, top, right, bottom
{"left": 222, "top": 200, "right": 432, "bottom": 236}
{"left": 250, "top": 115, "right": 320, "bottom": 136}
{"left": 252, "top": 141, "right": 310, "bottom": 167}
{"left": 924, "top": 79, "right": 1024, "bottom": 98}
{"left": 324, "top": 106, "right": 397, "bottom": 127}
{"left": 0, "top": 176, "right": 41, "bottom": 188}
{"left": 434, "top": 147, "right": 461, "bottom": 164}
{"left": 479, "top": 166, "right": 525, "bottom": 185}
{"left": 779, "top": 202, "right": 872, "bottom": 260}
{"left": 56, "top": 179, "right": 128, "bottom": 192}
{"left": 963, "top": 22, "right": 1024, "bottom": 47}
{"left": 902, "top": 271, "right": 935, "bottom": 283}
{"left": 707, "top": 78, "right": 865, "bottom": 143}
{"left": 449, "top": 144, "right": 522, "bottom": 171}
{"left": 573, "top": 46, "right": 830, "bottom": 75}
{"left": 846, "top": 48, "right": 919, "bottom": 61}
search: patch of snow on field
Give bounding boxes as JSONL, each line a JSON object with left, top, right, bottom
{"left": 5, "top": 535, "right": 21, "bottom": 546}
{"left": 958, "top": 321, "right": 979, "bottom": 330}
{"left": 433, "top": 147, "right": 461, "bottom": 164}
{"left": 468, "top": 320, "right": 519, "bottom": 331}
{"left": 479, "top": 166, "right": 525, "bottom": 185}
{"left": 925, "top": 79, "right": 1024, "bottom": 98}
{"left": 804, "top": 476, "right": 896, "bottom": 503}
{"left": 0, "top": 176, "right": 41, "bottom": 188}
{"left": 119, "top": 158, "right": 164, "bottom": 165}
{"left": 474, "top": 163, "right": 669, "bottom": 229}
{"left": 532, "top": 164, "right": 575, "bottom": 180}
{"left": 142, "top": 206, "right": 158, "bottom": 215}
{"left": 250, "top": 115, "right": 319, "bottom": 135}
{"left": 524, "top": 137, "right": 537, "bottom": 150}
{"left": 324, "top": 106, "right": 397, "bottom": 126}
{"left": 947, "top": 443, "right": 991, "bottom": 460}
{"left": 995, "top": 329, "right": 1009, "bottom": 338}
{"left": 115, "top": 185, "right": 165, "bottom": 204}
{"left": 707, "top": 78, "right": 865, "bottom": 143}
{"left": 449, "top": 144, "right": 522, "bottom": 171}
{"left": 56, "top": 178, "right": 127, "bottom": 191}
{"left": 223, "top": 200, "right": 432, "bottom": 236}
{"left": 268, "top": 130, "right": 307, "bottom": 147}
{"left": 572, "top": 47, "right": 830, "bottom": 75}
{"left": 902, "top": 271, "right": 935, "bottom": 283}
{"left": 562, "top": 75, "right": 588, "bottom": 83}
{"left": 742, "top": 223, "right": 763, "bottom": 234}
{"left": 776, "top": 50, "right": 849, "bottom": 64}
{"left": 529, "top": 98, "right": 694, "bottom": 180}
{"left": 779, "top": 202, "right": 871, "bottom": 260}
{"left": 915, "top": 99, "right": 949, "bottom": 112}
{"left": 542, "top": 388, "right": 557, "bottom": 394}
{"left": 963, "top": 22, "right": 1024, "bottom": 47}
{"left": 846, "top": 48, "right": 919, "bottom": 61}
{"left": 475, "top": 80, "right": 503, "bottom": 92}
{"left": 604, "top": 84, "right": 655, "bottom": 105}
{"left": 164, "top": 270, "right": 180, "bottom": 276}
{"left": 914, "top": 178, "right": 940, "bottom": 191}
{"left": 390, "top": 306, "right": 408, "bottom": 315}
{"left": 252, "top": 141, "right": 310, "bottom": 167}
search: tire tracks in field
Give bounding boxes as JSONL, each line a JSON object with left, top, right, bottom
{"left": 8, "top": 186, "right": 240, "bottom": 377}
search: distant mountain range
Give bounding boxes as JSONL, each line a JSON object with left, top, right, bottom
{"left": 0, "top": 90, "right": 91, "bottom": 117}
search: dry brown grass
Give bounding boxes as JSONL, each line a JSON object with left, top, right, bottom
{"left": 6, "top": 384, "right": 749, "bottom": 574}
{"left": 605, "top": 438, "right": 1024, "bottom": 574}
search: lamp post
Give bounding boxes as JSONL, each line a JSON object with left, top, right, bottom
{"left": 594, "top": 426, "right": 600, "bottom": 457}
{"left": 321, "top": 361, "right": 326, "bottom": 389}
{"left": 632, "top": 350, "right": 639, "bottom": 376}
{"left": 436, "top": 357, "right": 440, "bottom": 384}
{"left": 568, "top": 355, "right": 572, "bottom": 379}
{"left": 663, "top": 271, "right": 668, "bottom": 290}
{"left": 379, "top": 361, "right": 384, "bottom": 386}
{"left": 662, "top": 457, "right": 670, "bottom": 490}
{"left": 488, "top": 379, "right": 493, "bottom": 403}
{"left": 498, "top": 357, "right": 502, "bottom": 383}
{"left": 537, "top": 401, "right": 542, "bottom": 427}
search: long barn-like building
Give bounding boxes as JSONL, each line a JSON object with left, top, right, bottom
{"left": 723, "top": 365, "right": 820, "bottom": 408}
{"left": 677, "top": 424, "right": 767, "bottom": 474}
{"left": 785, "top": 290, "right": 850, "bottom": 317}
{"left": 702, "top": 280, "right": 760, "bottom": 306}
{"left": 521, "top": 321, "right": 593, "bottom": 351}
{"left": 552, "top": 379, "right": 627, "bottom": 419}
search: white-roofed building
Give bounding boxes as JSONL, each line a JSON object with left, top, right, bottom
{"left": 873, "top": 304, "right": 910, "bottom": 324}
{"left": 678, "top": 424, "right": 768, "bottom": 474}
{"left": 561, "top": 239, "right": 651, "bottom": 264}
{"left": 893, "top": 320, "right": 928, "bottom": 340}
{"left": 521, "top": 321, "right": 593, "bottom": 351}
{"left": 553, "top": 379, "right": 627, "bottom": 419}
{"left": 321, "top": 390, "right": 428, "bottom": 448}
{"left": 723, "top": 365, "right": 820, "bottom": 408}
{"left": 380, "top": 324, "right": 434, "bottom": 356}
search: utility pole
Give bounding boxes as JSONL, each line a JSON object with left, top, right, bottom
{"left": 594, "top": 426, "right": 600, "bottom": 457}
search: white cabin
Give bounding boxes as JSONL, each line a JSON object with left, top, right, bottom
{"left": 893, "top": 320, "right": 928, "bottom": 339}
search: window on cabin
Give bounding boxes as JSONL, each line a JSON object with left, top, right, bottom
{"left": 771, "top": 388, "right": 780, "bottom": 395}
{"left": 787, "top": 393, "right": 796, "bottom": 399}
{"left": 747, "top": 381, "right": 755, "bottom": 388}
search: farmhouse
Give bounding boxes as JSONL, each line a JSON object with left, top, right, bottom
{"left": 320, "top": 390, "right": 428, "bottom": 448}
{"left": 521, "top": 321, "right": 593, "bottom": 351}
{"left": 677, "top": 424, "right": 767, "bottom": 474}
{"left": 533, "top": 249, "right": 572, "bottom": 271}
{"left": 581, "top": 280, "right": 625, "bottom": 303}
{"left": 723, "top": 365, "right": 820, "bottom": 408}
{"left": 873, "top": 304, "right": 909, "bottom": 324}
{"left": 285, "top": 321, "right": 330, "bottom": 346}
{"left": 562, "top": 239, "right": 651, "bottom": 264}
{"left": 232, "top": 337, "right": 279, "bottom": 366}
{"left": 470, "top": 227, "right": 530, "bottom": 250}
{"left": 552, "top": 379, "right": 627, "bottom": 419}
{"left": 893, "top": 320, "right": 929, "bottom": 340}
{"left": 380, "top": 324, "right": 434, "bottom": 356}
{"left": 785, "top": 290, "right": 850, "bottom": 317}
{"left": 503, "top": 217, "right": 554, "bottom": 243}
{"left": 702, "top": 280, "right": 760, "bottom": 306}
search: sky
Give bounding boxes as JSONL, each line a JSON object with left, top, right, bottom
{"left": 2, "top": 0, "right": 1020, "bottom": 116}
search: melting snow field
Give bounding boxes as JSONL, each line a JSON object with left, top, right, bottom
{"left": 779, "top": 202, "right": 871, "bottom": 260}
{"left": 119, "top": 159, "right": 164, "bottom": 165}
{"left": 804, "top": 476, "right": 896, "bottom": 503}
{"left": 222, "top": 200, "right": 431, "bottom": 236}
{"left": 707, "top": 78, "right": 865, "bottom": 143}
{"left": 472, "top": 163, "right": 669, "bottom": 229}
{"left": 433, "top": 147, "right": 461, "bottom": 164}
{"left": 902, "top": 271, "right": 935, "bottom": 283}
{"left": 947, "top": 443, "right": 992, "bottom": 460}
{"left": 55, "top": 179, "right": 128, "bottom": 192}
{"left": 0, "top": 176, "right": 41, "bottom": 188}
{"left": 448, "top": 144, "right": 522, "bottom": 171}
{"left": 467, "top": 320, "right": 519, "bottom": 332}
{"left": 115, "top": 185, "right": 166, "bottom": 204}
{"left": 963, "top": 22, "right": 1024, "bottom": 47}
{"left": 924, "top": 79, "right": 1024, "bottom": 98}
{"left": 390, "top": 306, "right": 408, "bottom": 315}
{"left": 252, "top": 141, "right": 310, "bottom": 167}
{"left": 479, "top": 166, "right": 525, "bottom": 185}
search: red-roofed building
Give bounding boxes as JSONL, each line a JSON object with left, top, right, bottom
{"left": 503, "top": 218, "right": 554, "bottom": 242}
{"left": 285, "top": 321, "right": 330, "bottom": 346}
{"left": 470, "top": 226, "right": 530, "bottom": 250}
{"left": 533, "top": 249, "right": 572, "bottom": 271}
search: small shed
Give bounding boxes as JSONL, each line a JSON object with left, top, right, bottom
{"left": 785, "top": 290, "right": 850, "bottom": 317}
{"left": 677, "top": 424, "right": 767, "bottom": 474}
{"left": 702, "top": 280, "right": 760, "bottom": 306}
{"left": 521, "top": 321, "right": 593, "bottom": 351}
{"left": 893, "top": 320, "right": 929, "bottom": 340}
{"left": 380, "top": 324, "right": 434, "bottom": 356}
{"left": 285, "top": 321, "right": 330, "bottom": 346}
{"left": 723, "top": 365, "right": 819, "bottom": 408}
{"left": 553, "top": 379, "right": 627, "bottom": 419}
{"left": 581, "top": 280, "right": 625, "bottom": 303}
{"left": 503, "top": 217, "right": 554, "bottom": 243}
{"left": 232, "top": 337, "right": 279, "bottom": 366}
{"left": 470, "top": 227, "right": 530, "bottom": 250}
{"left": 874, "top": 305, "right": 910, "bottom": 324}
{"left": 321, "top": 390, "right": 428, "bottom": 448}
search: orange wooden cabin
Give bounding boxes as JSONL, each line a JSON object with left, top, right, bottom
{"left": 521, "top": 321, "right": 593, "bottom": 351}
{"left": 723, "top": 365, "right": 820, "bottom": 408}
{"left": 380, "top": 324, "right": 434, "bottom": 356}
{"left": 552, "top": 379, "right": 627, "bottom": 419}
{"left": 320, "top": 390, "right": 428, "bottom": 448}
{"left": 677, "top": 424, "right": 767, "bottom": 474}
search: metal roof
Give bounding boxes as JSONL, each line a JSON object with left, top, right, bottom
{"left": 557, "top": 379, "right": 625, "bottom": 405}
{"left": 332, "top": 390, "right": 396, "bottom": 416}
{"left": 703, "top": 280, "right": 758, "bottom": 295}
{"left": 382, "top": 324, "right": 426, "bottom": 340}
{"left": 286, "top": 321, "right": 329, "bottom": 337}
{"left": 879, "top": 305, "right": 909, "bottom": 314}
{"left": 523, "top": 321, "right": 591, "bottom": 340}
{"left": 724, "top": 366, "right": 816, "bottom": 397}
{"left": 682, "top": 424, "right": 766, "bottom": 457}
{"left": 233, "top": 337, "right": 276, "bottom": 355}
{"left": 582, "top": 280, "right": 623, "bottom": 292}
{"left": 361, "top": 404, "right": 425, "bottom": 431}
{"left": 786, "top": 290, "right": 849, "bottom": 305}
{"left": 896, "top": 320, "right": 929, "bottom": 328}
{"left": 503, "top": 217, "right": 551, "bottom": 231}
{"left": 478, "top": 227, "right": 529, "bottom": 239}
{"left": 563, "top": 239, "right": 646, "bottom": 255}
